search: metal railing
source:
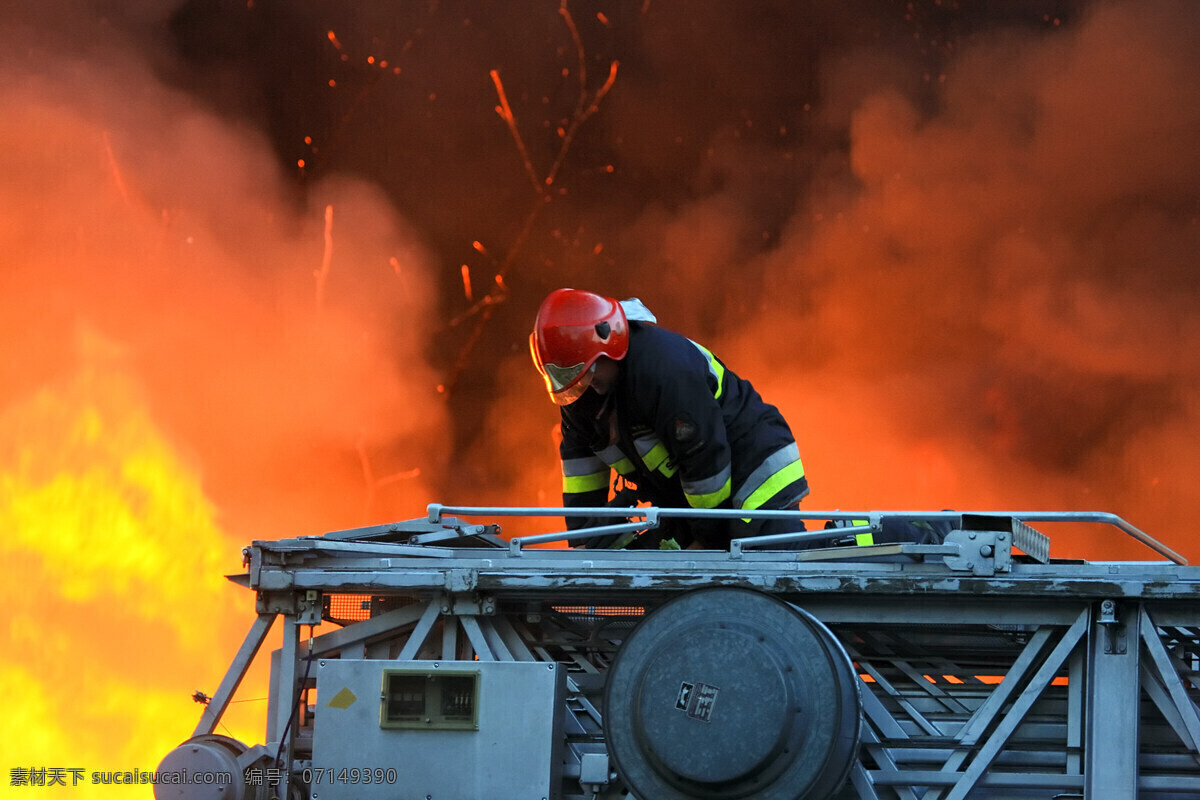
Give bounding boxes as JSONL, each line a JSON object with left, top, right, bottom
{"left": 422, "top": 504, "right": 1187, "bottom": 564}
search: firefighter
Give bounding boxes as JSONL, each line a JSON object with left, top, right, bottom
{"left": 529, "top": 288, "right": 809, "bottom": 549}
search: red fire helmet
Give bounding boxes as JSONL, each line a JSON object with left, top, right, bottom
{"left": 530, "top": 288, "right": 629, "bottom": 405}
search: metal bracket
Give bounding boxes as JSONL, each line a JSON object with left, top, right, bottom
{"left": 244, "top": 545, "right": 264, "bottom": 587}
{"left": 943, "top": 529, "right": 1012, "bottom": 576}
{"left": 1098, "top": 598, "right": 1127, "bottom": 654}
{"left": 409, "top": 523, "right": 505, "bottom": 546}
{"left": 444, "top": 568, "right": 479, "bottom": 593}
{"left": 440, "top": 593, "right": 496, "bottom": 616}
{"left": 257, "top": 589, "right": 323, "bottom": 625}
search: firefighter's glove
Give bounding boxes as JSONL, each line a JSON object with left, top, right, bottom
{"left": 572, "top": 486, "right": 643, "bottom": 549}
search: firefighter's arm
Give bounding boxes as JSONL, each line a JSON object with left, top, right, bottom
{"left": 647, "top": 349, "right": 733, "bottom": 544}
{"left": 558, "top": 414, "right": 610, "bottom": 531}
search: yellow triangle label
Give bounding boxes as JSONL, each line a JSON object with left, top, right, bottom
{"left": 326, "top": 687, "right": 357, "bottom": 709}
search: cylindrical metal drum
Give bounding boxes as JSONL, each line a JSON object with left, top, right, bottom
{"left": 604, "top": 587, "right": 861, "bottom": 799}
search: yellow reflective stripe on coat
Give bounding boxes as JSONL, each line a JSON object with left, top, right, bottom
{"left": 739, "top": 457, "right": 806, "bottom": 511}
{"left": 689, "top": 340, "right": 726, "bottom": 399}
{"left": 563, "top": 472, "right": 609, "bottom": 494}
{"left": 682, "top": 464, "right": 733, "bottom": 509}
{"left": 643, "top": 443, "right": 678, "bottom": 477}
{"left": 734, "top": 443, "right": 803, "bottom": 509}
{"left": 684, "top": 476, "right": 732, "bottom": 509}
{"left": 633, "top": 434, "right": 678, "bottom": 479}
{"left": 850, "top": 519, "right": 873, "bottom": 546}
{"left": 562, "top": 455, "right": 609, "bottom": 494}
{"left": 596, "top": 445, "right": 636, "bottom": 477}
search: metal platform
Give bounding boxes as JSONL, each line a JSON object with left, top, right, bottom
{"left": 164, "top": 507, "right": 1200, "bottom": 800}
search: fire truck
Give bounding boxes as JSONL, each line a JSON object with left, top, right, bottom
{"left": 156, "top": 506, "right": 1200, "bottom": 799}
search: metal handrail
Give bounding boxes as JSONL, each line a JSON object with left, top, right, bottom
{"left": 424, "top": 504, "right": 1187, "bottom": 565}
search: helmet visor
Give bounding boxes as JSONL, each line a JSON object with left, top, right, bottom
{"left": 530, "top": 333, "right": 594, "bottom": 405}
{"left": 548, "top": 364, "right": 594, "bottom": 405}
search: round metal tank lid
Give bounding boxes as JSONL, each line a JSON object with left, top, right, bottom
{"left": 604, "top": 587, "right": 861, "bottom": 799}
{"left": 154, "top": 734, "right": 249, "bottom": 800}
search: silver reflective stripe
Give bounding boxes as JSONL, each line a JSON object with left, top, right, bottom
{"left": 681, "top": 463, "right": 732, "bottom": 497}
{"left": 688, "top": 340, "right": 725, "bottom": 397}
{"left": 634, "top": 433, "right": 676, "bottom": 477}
{"left": 733, "top": 443, "right": 801, "bottom": 507}
{"left": 619, "top": 298, "right": 657, "bottom": 323}
{"left": 596, "top": 445, "right": 635, "bottom": 475}
{"left": 562, "top": 455, "right": 606, "bottom": 477}
{"left": 633, "top": 433, "right": 657, "bottom": 457}
{"left": 596, "top": 445, "right": 624, "bottom": 465}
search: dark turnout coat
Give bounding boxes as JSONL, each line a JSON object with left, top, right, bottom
{"left": 557, "top": 321, "right": 808, "bottom": 546}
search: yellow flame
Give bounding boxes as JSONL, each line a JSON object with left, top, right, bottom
{"left": 0, "top": 328, "right": 254, "bottom": 797}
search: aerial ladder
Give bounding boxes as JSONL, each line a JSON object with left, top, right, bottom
{"left": 156, "top": 506, "right": 1200, "bottom": 799}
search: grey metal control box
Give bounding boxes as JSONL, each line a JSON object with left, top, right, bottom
{"left": 311, "top": 659, "right": 565, "bottom": 799}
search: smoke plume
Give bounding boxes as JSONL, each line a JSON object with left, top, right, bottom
{"left": 1, "top": 0, "right": 447, "bottom": 786}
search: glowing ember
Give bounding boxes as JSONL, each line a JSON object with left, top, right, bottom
{"left": 461, "top": 263, "right": 473, "bottom": 300}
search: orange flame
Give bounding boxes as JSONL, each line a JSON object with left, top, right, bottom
{"left": 1, "top": 28, "right": 449, "bottom": 792}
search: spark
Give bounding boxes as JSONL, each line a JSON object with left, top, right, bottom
{"left": 461, "top": 264, "right": 473, "bottom": 301}
{"left": 101, "top": 131, "right": 130, "bottom": 206}
{"left": 389, "top": 256, "right": 410, "bottom": 295}
{"left": 355, "top": 439, "right": 420, "bottom": 521}
{"left": 314, "top": 204, "right": 333, "bottom": 311}
{"left": 446, "top": 1, "right": 619, "bottom": 395}
{"left": 490, "top": 69, "right": 544, "bottom": 196}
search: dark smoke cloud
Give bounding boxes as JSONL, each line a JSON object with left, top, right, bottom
{"left": 734, "top": 0, "right": 1200, "bottom": 556}
{"left": 7, "top": 1, "right": 1198, "bottom": 546}
{"left": 132, "top": 0, "right": 1197, "bottom": 558}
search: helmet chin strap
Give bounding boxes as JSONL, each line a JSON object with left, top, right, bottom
{"left": 593, "top": 387, "right": 616, "bottom": 422}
